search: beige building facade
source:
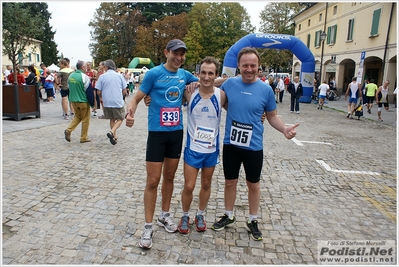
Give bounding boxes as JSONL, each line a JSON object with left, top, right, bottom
{"left": 2, "top": 38, "right": 42, "bottom": 70}
{"left": 292, "top": 2, "right": 397, "bottom": 99}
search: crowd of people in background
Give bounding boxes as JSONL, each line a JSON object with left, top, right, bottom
{"left": 2, "top": 60, "right": 396, "bottom": 126}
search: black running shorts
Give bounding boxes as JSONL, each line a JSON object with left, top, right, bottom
{"left": 146, "top": 130, "right": 183, "bottom": 162}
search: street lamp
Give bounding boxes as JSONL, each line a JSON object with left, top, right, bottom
{"left": 319, "top": 31, "right": 327, "bottom": 82}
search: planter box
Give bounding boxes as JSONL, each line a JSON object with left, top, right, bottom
{"left": 2, "top": 84, "right": 41, "bottom": 121}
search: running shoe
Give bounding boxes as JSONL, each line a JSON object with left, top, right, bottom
{"left": 211, "top": 214, "right": 235, "bottom": 231}
{"left": 157, "top": 213, "right": 177, "bottom": 233}
{"left": 195, "top": 214, "right": 207, "bottom": 232}
{"left": 139, "top": 225, "right": 153, "bottom": 249}
{"left": 245, "top": 220, "right": 263, "bottom": 241}
{"left": 177, "top": 215, "right": 190, "bottom": 234}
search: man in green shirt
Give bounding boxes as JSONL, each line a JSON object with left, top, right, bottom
{"left": 365, "top": 79, "right": 378, "bottom": 114}
{"left": 64, "top": 60, "right": 91, "bottom": 143}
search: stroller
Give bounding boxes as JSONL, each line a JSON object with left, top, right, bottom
{"left": 354, "top": 100, "right": 363, "bottom": 120}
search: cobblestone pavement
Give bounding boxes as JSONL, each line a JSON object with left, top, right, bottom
{"left": 2, "top": 91, "right": 397, "bottom": 265}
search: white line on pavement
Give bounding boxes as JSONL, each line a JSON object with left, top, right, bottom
{"left": 291, "top": 138, "right": 333, "bottom": 146}
{"left": 316, "top": 159, "right": 381, "bottom": 175}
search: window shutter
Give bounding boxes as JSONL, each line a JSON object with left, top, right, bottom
{"left": 370, "top": 8, "right": 381, "bottom": 36}
{"left": 332, "top": 25, "right": 337, "bottom": 44}
{"left": 347, "top": 19, "right": 354, "bottom": 40}
{"left": 327, "top": 27, "right": 331, "bottom": 44}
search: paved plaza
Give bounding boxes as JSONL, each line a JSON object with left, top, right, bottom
{"left": 2, "top": 90, "right": 397, "bottom": 265}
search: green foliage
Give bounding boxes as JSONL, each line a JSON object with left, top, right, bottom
{"left": 89, "top": 2, "right": 146, "bottom": 67}
{"left": 20, "top": 2, "right": 59, "bottom": 65}
{"left": 258, "top": 2, "right": 305, "bottom": 72}
{"left": 184, "top": 21, "right": 204, "bottom": 65}
{"left": 186, "top": 2, "right": 255, "bottom": 66}
{"left": 2, "top": 2, "right": 43, "bottom": 74}
{"left": 90, "top": 2, "right": 192, "bottom": 67}
{"left": 134, "top": 13, "right": 188, "bottom": 65}
{"left": 125, "top": 2, "right": 194, "bottom": 25}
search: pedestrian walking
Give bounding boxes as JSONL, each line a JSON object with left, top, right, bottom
{"left": 95, "top": 59, "right": 127, "bottom": 145}
{"left": 64, "top": 60, "right": 91, "bottom": 143}
{"left": 344, "top": 77, "right": 361, "bottom": 119}
{"left": 317, "top": 81, "right": 329, "bottom": 110}
{"left": 376, "top": 80, "right": 390, "bottom": 122}
{"left": 365, "top": 79, "right": 378, "bottom": 114}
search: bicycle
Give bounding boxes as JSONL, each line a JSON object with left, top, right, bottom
{"left": 326, "top": 88, "right": 341, "bottom": 101}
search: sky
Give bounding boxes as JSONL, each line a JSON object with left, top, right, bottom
{"left": 46, "top": 1, "right": 265, "bottom": 67}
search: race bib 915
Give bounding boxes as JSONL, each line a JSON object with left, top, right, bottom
{"left": 229, "top": 120, "right": 253, "bottom": 147}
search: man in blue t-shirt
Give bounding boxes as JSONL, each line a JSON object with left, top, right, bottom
{"left": 125, "top": 39, "right": 198, "bottom": 249}
{"left": 210, "top": 47, "right": 300, "bottom": 241}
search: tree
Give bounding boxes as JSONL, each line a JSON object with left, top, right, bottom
{"left": 89, "top": 2, "right": 147, "bottom": 67}
{"left": 134, "top": 13, "right": 188, "bottom": 65}
{"left": 89, "top": 2, "right": 193, "bottom": 67}
{"left": 21, "top": 2, "right": 58, "bottom": 65}
{"left": 185, "top": 3, "right": 255, "bottom": 66}
{"left": 183, "top": 20, "right": 204, "bottom": 66}
{"left": 2, "top": 2, "right": 42, "bottom": 83}
{"left": 125, "top": 2, "right": 193, "bottom": 25}
{"left": 258, "top": 3, "right": 307, "bottom": 72}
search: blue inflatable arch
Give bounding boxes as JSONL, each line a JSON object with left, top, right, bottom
{"left": 222, "top": 33, "right": 315, "bottom": 103}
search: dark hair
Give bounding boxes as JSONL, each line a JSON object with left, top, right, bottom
{"left": 28, "top": 65, "right": 35, "bottom": 72}
{"left": 64, "top": 58, "right": 70, "bottom": 63}
{"left": 199, "top": 56, "right": 220, "bottom": 76}
{"left": 370, "top": 79, "right": 375, "bottom": 83}
{"left": 237, "top": 47, "right": 260, "bottom": 65}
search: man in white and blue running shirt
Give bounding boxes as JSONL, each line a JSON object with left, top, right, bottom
{"left": 211, "top": 47, "right": 299, "bottom": 241}
{"left": 177, "top": 56, "right": 227, "bottom": 235}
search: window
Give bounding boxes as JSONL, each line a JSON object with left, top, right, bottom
{"left": 333, "top": 5, "right": 337, "bottom": 15}
{"left": 28, "top": 53, "right": 32, "bottom": 61}
{"left": 36, "top": 54, "right": 40, "bottom": 62}
{"left": 18, "top": 52, "right": 23, "bottom": 64}
{"left": 319, "top": 13, "right": 322, "bottom": 21}
{"left": 370, "top": 8, "right": 381, "bottom": 36}
{"left": 308, "top": 19, "right": 311, "bottom": 26}
{"left": 307, "top": 34, "right": 311, "bottom": 48}
{"left": 314, "top": 30, "right": 322, "bottom": 47}
{"left": 347, "top": 19, "right": 355, "bottom": 41}
{"left": 327, "top": 25, "right": 337, "bottom": 45}
{"left": 299, "top": 24, "right": 301, "bottom": 31}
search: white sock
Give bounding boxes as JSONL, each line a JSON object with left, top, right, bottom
{"left": 197, "top": 209, "right": 205, "bottom": 216}
{"left": 160, "top": 210, "right": 170, "bottom": 218}
{"left": 249, "top": 214, "right": 258, "bottom": 222}
{"left": 225, "top": 210, "right": 234, "bottom": 219}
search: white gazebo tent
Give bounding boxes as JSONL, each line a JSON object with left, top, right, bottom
{"left": 48, "top": 63, "right": 60, "bottom": 72}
